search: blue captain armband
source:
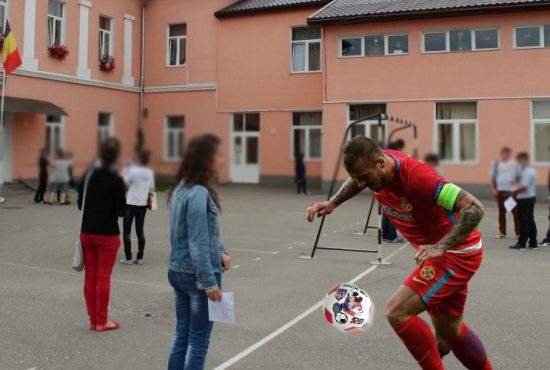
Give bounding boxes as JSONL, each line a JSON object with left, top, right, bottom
{"left": 436, "top": 183, "right": 462, "bottom": 211}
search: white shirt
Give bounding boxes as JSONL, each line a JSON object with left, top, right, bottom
{"left": 51, "top": 159, "right": 72, "bottom": 183}
{"left": 517, "top": 166, "right": 537, "bottom": 200}
{"left": 124, "top": 165, "right": 155, "bottom": 206}
{"left": 490, "top": 159, "right": 518, "bottom": 192}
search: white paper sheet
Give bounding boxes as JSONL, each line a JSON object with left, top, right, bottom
{"left": 208, "top": 292, "right": 235, "bottom": 324}
{"left": 504, "top": 196, "right": 517, "bottom": 213}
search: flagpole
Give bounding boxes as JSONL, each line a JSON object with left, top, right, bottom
{"left": 0, "top": 69, "right": 5, "bottom": 201}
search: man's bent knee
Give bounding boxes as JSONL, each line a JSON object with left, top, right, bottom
{"left": 385, "top": 285, "right": 426, "bottom": 328}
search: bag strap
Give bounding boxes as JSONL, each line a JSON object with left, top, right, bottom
{"left": 81, "top": 169, "right": 94, "bottom": 219}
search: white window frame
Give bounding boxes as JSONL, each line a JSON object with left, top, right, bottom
{"left": 166, "top": 23, "right": 187, "bottom": 67}
{"left": 47, "top": 0, "right": 65, "bottom": 47}
{"left": 423, "top": 28, "right": 500, "bottom": 53}
{"left": 422, "top": 31, "right": 450, "bottom": 53}
{"left": 433, "top": 103, "right": 479, "bottom": 165}
{"left": 531, "top": 100, "right": 550, "bottom": 165}
{"left": 385, "top": 34, "right": 410, "bottom": 55}
{"left": 0, "top": 0, "right": 9, "bottom": 34}
{"left": 46, "top": 115, "right": 65, "bottom": 156}
{"left": 339, "top": 36, "right": 364, "bottom": 58}
{"left": 290, "top": 26, "right": 322, "bottom": 74}
{"left": 346, "top": 104, "right": 388, "bottom": 142}
{"left": 98, "top": 112, "right": 114, "bottom": 144}
{"left": 98, "top": 15, "right": 113, "bottom": 58}
{"left": 164, "top": 116, "right": 185, "bottom": 162}
{"left": 472, "top": 28, "right": 500, "bottom": 51}
{"left": 513, "top": 25, "right": 548, "bottom": 49}
{"left": 290, "top": 112, "right": 323, "bottom": 161}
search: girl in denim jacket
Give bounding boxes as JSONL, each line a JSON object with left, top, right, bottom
{"left": 167, "top": 134, "right": 231, "bottom": 370}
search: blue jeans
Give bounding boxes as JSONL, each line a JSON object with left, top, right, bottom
{"left": 382, "top": 214, "right": 397, "bottom": 240}
{"left": 167, "top": 270, "right": 221, "bottom": 370}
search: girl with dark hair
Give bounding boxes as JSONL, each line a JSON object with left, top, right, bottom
{"left": 78, "top": 138, "right": 126, "bottom": 332}
{"left": 167, "top": 134, "right": 231, "bottom": 370}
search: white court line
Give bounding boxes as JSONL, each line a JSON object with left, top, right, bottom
{"left": 231, "top": 248, "right": 279, "bottom": 255}
{"left": 253, "top": 257, "right": 262, "bottom": 261}
{"left": 213, "top": 244, "right": 407, "bottom": 370}
{"left": 232, "top": 265, "right": 240, "bottom": 270}
{"left": 0, "top": 260, "right": 171, "bottom": 290}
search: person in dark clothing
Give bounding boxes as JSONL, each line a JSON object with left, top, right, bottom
{"left": 510, "top": 152, "right": 538, "bottom": 250}
{"left": 34, "top": 149, "right": 49, "bottom": 203}
{"left": 539, "top": 148, "right": 550, "bottom": 247}
{"left": 77, "top": 138, "right": 126, "bottom": 332}
{"left": 295, "top": 152, "right": 307, "bottom": 195}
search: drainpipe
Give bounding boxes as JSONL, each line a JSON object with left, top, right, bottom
{"left": 136, "top": 0, "right": 147, "bottom": 153}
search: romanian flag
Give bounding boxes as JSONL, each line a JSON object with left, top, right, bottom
{"left": 1, "top": 21, "right": 22, "bottom": 74}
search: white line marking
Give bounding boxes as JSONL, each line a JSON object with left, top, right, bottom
{"left": 0, "top": 260, "right": 171, "bottom": 290}
{"left": 288, "top": 246, "right": 293, "bottom": 250}
{"left": 213, "top": 244, "right": 407, "bottom": 370}
{"left": 231, "top": 248, "right": 279, "bottom": 255}
{"left": 300, "top": 242, "right": 305, "bottom": 245}
{"left": 232, "top": 265, "right": 240, "bottom": 270}
{"left": 254, "top": 257, "right": 262, "bottom": 261}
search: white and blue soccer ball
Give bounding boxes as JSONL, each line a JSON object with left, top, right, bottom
{"left": 323, "top": 283, "right": 374, "bottom": 334}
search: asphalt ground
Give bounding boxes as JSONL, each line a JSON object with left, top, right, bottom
{"left": 0, "top": 185, "right": 549, "bottom": 370}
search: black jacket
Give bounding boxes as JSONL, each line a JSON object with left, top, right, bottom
{"left": 78, "top": 166, "right": 126, "bottom": 235}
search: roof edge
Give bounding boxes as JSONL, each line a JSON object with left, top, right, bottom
{"left": 307, "top": 1, "right": 550, "bottom": 25}
{"left": 215, "top": 1, "right": 329, "bottom": 18}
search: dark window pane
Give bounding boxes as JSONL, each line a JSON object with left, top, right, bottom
{"left": 309, "top": 129, "right": 322, "bottom": 158}
{"left": 245, "top": 113, "right": 260, "bottom": 132}
{"left": 179, "top": 38, "right": 186, "bottom": 65}
{"left": 233, "top": 114, "right": 243, "bottom": 131}
{"left": 168, "top": 133, "right": 175, "bottom": 158}
{"left": 342, "top": 38, "right": 362, "bottom": 56}
{"left": 533, "top": 101, "right": 550, "bottom": 119}
{"left": 49, "top": 0, "right": 63, "bottom": 17}
{"left": 475, "top": 29, "right": 498, "bottom": 49}
{"left": 46, "top": 126, "right": 52, "bottom": 152}
{"left": 365, "top": 35, "right": 385, "bottom": 56}
{"left": 308, "top": 42, "right": 321, "bottom": 71}
{"left": 436, "top": 102, "right": 477, "bottom": 119}
{"left": 0, "top": 6, "right": 5, "bottom": 34}
{"left": 349, "top": 104, "right": 386, "bottom": 121}
{"left": 98, "top": 113, "right": 111, "bottom": 127}
{"left": 293, "top": 112, "right": 322, "bottom": 126}
{"left": 516, "top": 27, "right": 540, "bottom": 47}
{"left": 292, "top": 26, "right": 321, "bottom": 41}
{"left": 246, "top": 137, "right": 258, "bottom": 164}
{"left": 169, "top": 39, "right": 177, "bottom": 65}
{"left": 99, "top": 16, "right": 111, "bottom": 31}
{"left": 293, "top": 129, "right": 304, "bottom": 159}
{"left": 370, "top": 124, "right": 386, "bottom": 144}
{"left": 424, "top": 32, "right": 447, "bottom": 52}
{"left": 459, "top": 123, "right": 476, "bottom": 161}
{"left": 351, "top": 124, "right": 366, "bottom": 138}
{"left": 167, "top": 116, "right": 184, "bottom": 129}
{"left": 438, "top": 124, "right": 453, "bottom": 161}
{"left": 545, "top": 25, "right": 550, "bottom": 47}
{"left": 169, "top": 23, "right": 186, "bottom": 37}
{"left": 388, "top": 35, "right": 409, "bottom": 54}
{"left": 450, "top": 30, "right": 471, "bottom": 52}
{"left": 104, "top": 36, "right": 110, "bottom": 57}
{"left": 55, "top": 19, "right": 62, "bottom": 44}
{"left": 534, "top": 123, "right": 550, "bottom": 161}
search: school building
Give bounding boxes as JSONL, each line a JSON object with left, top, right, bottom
{"left": 1, "top": 0, "right": 549, "bottom": 196}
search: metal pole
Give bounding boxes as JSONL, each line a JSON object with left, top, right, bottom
{"left": 0, "top": 70, "right": 7, "bottom": 200}
{"left": 361, "top": 195, "right": 375, "bottom": 235}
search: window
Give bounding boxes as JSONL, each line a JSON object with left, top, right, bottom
{"left": 46, "top": 115, "right": 64, "bottom": 156}
{"left": 165, "top": 116, "right": 184, "bottom": 161}
{"left": 532, "top": 101, "right": 550, "bottom": 163}
{"left": 98, "top": 113, "right": 113, "bottom": 144}
{"left": 167, "top": 23, "right": 186, "bottom": 66}
{"left": 98, "top": 16, "right": 112, "bottom": 58}
{"left": 450, "top": 30, "right": 471, "bottom": 52}
{"left": 475, "top": 29, "right": 499, "bottom": 49}
{"left": 292, "top": 112, "right": 322, "bottom": 160}
{"left": 291, "top": 26, "right": 321, "bottom": 72}
{"left": 0, "top": 0, "right": 7, "bottom": 34}
{"left": 365, "top": 35, "right": 385, "bottom": 56}
{"left": 387, "top": 35, "right": 409, "bottom": 54}
{"left": 514, "top": 25, "right": 550, "bottom": 48}
{"left": 424, "top": 32, "right": 448, "bottom": 52}
{"left": 47, "top": 0, "right": 64, "bottom": 47}
{"left": 341, "top": 37, "right": 362, "bottom": 57}
{"left": 435, "top": 102, "right": 478, "bottom": 162}
{"left": 348, "top": 104, "right": 387, "bottom": 144}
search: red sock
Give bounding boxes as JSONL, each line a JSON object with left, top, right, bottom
{"left": 451, "top": 323, "right": 493, "bottom": 370}
{"left": 394, "top": 316, "right": 444, "bottom": 370}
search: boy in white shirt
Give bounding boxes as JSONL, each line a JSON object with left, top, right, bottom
{"left": 490, "top": 147, "right": 520, "bottom": 239}
{"left": 120, "top": 150, "right": 155, "bottom": 265}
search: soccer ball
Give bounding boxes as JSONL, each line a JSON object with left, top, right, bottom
{"left": 323, "top": 283, "right": 374, "bottom": 334}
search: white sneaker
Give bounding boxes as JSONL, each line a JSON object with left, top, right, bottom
{"left": 120, "top": 259, "right": 134, "bottom": 265}
{"left": 0, "top": 197, "right": 5, "bottom": 203}
{"left": 134, "top": 259, "right": 144, "bottom": 265}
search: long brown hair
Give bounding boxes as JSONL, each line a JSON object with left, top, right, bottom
{"left": 170, "top": 134, "right": 221, "bottom": 210}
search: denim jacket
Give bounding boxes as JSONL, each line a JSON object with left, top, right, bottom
{"left": 169, "top": 183, "right": 225, "bottom": 289}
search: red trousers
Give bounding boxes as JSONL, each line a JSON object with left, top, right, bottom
{"left": 81, "top": 233, "right": 120, "bottom": 326}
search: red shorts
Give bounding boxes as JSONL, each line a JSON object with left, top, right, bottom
{"left": 404, "top": 250, "right": 483, "bottom": 318}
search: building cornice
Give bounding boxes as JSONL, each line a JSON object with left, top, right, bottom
{"left": 144, "top": 83, "right": 217, "bottom": 93}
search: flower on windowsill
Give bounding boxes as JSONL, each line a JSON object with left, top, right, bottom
{"left": 47, "top": 44, "right": 69, "bottom": 60}
{"left": 99, "top": 56, "right": 115, "bottom": 72}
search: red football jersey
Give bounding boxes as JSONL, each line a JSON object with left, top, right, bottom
{"left": 374, "top": 150, "right": 481, "bottom": 252}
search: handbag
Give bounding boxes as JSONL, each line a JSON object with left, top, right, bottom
{"left": 72, "top": 170, "right": 93, "bottom": 271}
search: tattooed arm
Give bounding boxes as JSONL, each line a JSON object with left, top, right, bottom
{"left": 415, "top": 187, "right": 484, "bottom": 263}
{"left": 305, "top": 178, "right": 367, "bottom": 222}
{"left": 330, "top": 178, "right": 368, "bottom": 207}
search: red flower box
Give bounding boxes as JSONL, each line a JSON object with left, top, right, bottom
{"left": 99, "top": 56, "right": 115, "bottom": 72}
{"left": 48, "top": 44, "right": 69, "bottom": 60}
